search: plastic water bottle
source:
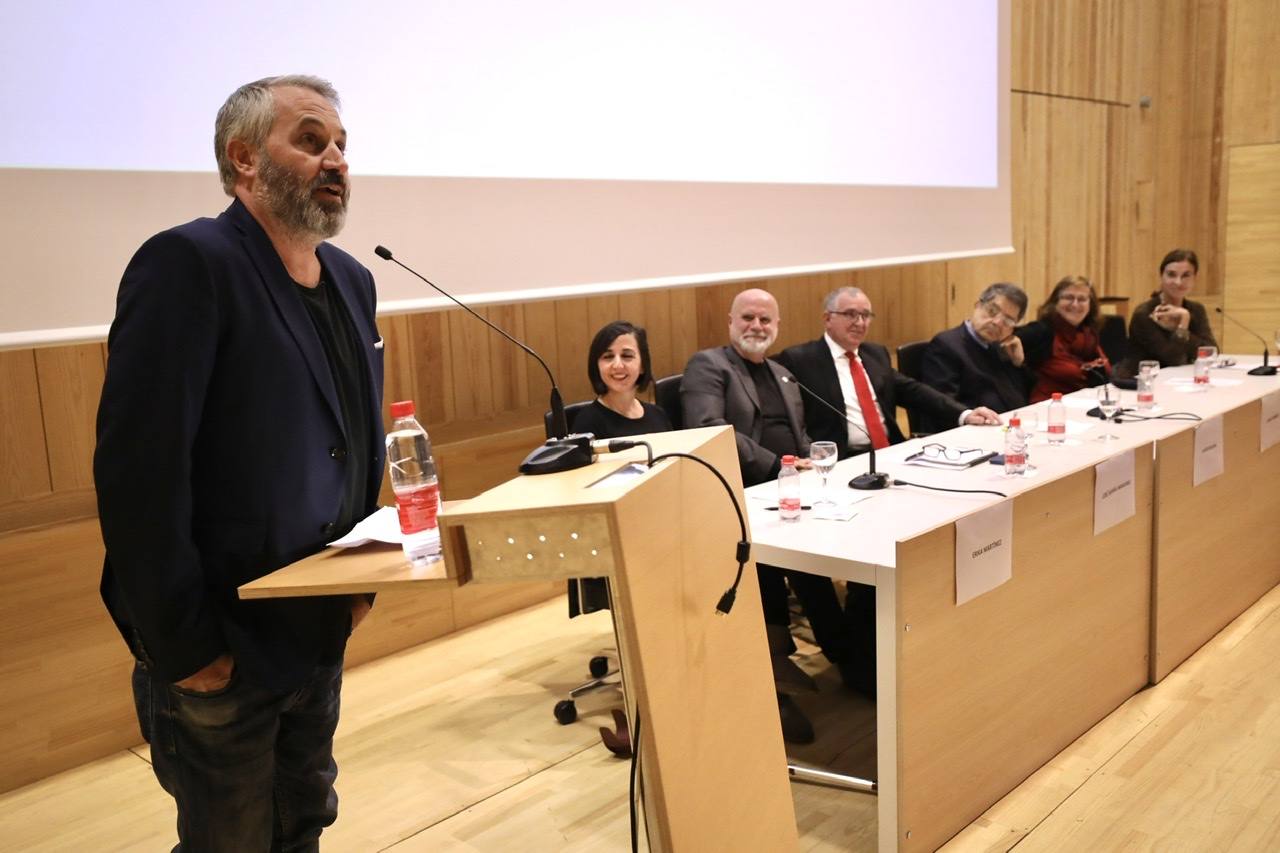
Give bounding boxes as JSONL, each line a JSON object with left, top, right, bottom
{"left": 1004, "top": 416, "right": 1027, "bottom": 476}
{"left": 1136, "top": 367, "right": 1156, "bottom": 409}
{"left": 777, "top": 455, "right": 802, "bottom": 521}
{"left": 386, "top": 400, "right": 442, "bottom": 565}
{"left": 1047, "top": 393, "right": 1066, "bottom": 445}
{"left": 1193, "top": 347, "right": 1212, "bottom": 386}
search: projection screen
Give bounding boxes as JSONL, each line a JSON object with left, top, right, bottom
{"left": 0, "top": 0, "right": 1010, "bottom": 348}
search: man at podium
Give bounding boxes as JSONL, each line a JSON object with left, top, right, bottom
{"left": 94, "top": 75, "right": 385, "bottom": 851}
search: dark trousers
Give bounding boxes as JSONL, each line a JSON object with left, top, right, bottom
{"left": 757, "top": 563, "right": 854, "bottom": 663}
{"left": 132, "top": 660, "right": 344, "bottom": 853}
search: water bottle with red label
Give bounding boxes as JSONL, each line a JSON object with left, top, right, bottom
{"left": 777, "top": 455, "right": 802, "bottom": 521}
{"left": 1193, "top": 346, "right": 1215, "bottom": 386}
{"left": 1047, "top": 393, "right": 1066, "bottom": 445}
{"left": 386, "top": 400, "right": 442, "bottom": 565}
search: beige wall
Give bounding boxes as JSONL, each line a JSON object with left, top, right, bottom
{"left": 0, "top": 0, "right": 1250, "bottom": 792}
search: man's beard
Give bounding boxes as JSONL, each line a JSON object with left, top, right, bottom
{"left": 733, "top": 331, "right": 775, "bottom": 357}
{"left": 256, "top": 151, "right": 349, "bottom": 241}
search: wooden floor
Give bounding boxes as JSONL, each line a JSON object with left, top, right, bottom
{"left": 4, "top": 581, "right": 1280, "bottom": 852}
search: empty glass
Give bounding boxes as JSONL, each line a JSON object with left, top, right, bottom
{"left": 1096, "top": 385, "right": 1121, "bottom": 441}
{"left": 809, "top": 441, "right": 838, "bottom": 508}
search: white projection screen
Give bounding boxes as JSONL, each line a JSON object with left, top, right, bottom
{"left": 0, "top": 0, "right": 1010, "bottom": 348}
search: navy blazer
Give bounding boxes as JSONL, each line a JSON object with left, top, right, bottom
{"left": 95, "top": 199, "right": 385, "bottom": 690}
{"left": 774, "top": 338, "right": 964, "bottom": 455}
{"left": 920, "top": 324, "right": 1030, "bottom": 431}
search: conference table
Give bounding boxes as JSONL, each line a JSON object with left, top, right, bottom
{"left": 745, "top": 358, "right": 1280, "bottom": 852}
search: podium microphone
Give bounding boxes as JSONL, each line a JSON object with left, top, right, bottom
{"left": 1214, "top": 307, "right": 1277, "bottom": 376}
{"left": 779, "top": 375, "right": 889, "bottom": 490}
{"left": 374, "top": 246, "right": 592, "bottom": 474}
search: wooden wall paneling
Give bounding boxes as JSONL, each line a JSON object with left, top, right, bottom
{"left": 1223, "top": 143, "right": 1280, "bottom": 354}
{"left": 1013, "top": 0, "right": 1130, "bottom": 103}
{"left": 552, "top": 297, "right": 593, "bottom": 404}
{"left": 446, "top": 306, "right": 496, "bottom": 420}
{"left": 629, "top": 289, "right": 675, "bottom": 380}
{"left": 694, "top": 281, "right": 744, "bottom": 351}
{"left": 853, "top": 262, "right": 949, "bottom": 351}
{"left": 0, "top": 349, "right": 51, "bottom": 504}
{"left": 1223, "top": 0, "right": 1280, "bottom": 147}
{"left": 485, "top": 302, "right": 530, "bottom": 412}
{"left": 0, "top": 519, "right": 135, "bottom": 794}
{"left": 411, "top": 309, "right": 453, "bottom": 427}
{"left": 668, "top": 286, "right": 700, "bottom": 375}
{"left": 520, "top": 298, "right": 561, "bottom": 415}
{"left": 33, "top": 343, "right": 104, "bottom": 493}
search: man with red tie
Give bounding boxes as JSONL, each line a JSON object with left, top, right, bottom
{"left": 775, "top": 287, "right": 1000, "bottom": 458}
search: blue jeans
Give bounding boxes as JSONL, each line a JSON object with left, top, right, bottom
{"left": 132, "top": 659, "right": 344, "bottom": 852}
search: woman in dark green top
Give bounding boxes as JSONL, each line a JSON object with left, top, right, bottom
{"left": 1122, "top": 249, "right": 1219, "bottom": 374}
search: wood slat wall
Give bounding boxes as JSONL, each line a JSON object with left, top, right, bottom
{"left": 2, "top": 0, "right": 1258, "bottom": 792}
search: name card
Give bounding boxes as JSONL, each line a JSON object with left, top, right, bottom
{"left": 1262, "top": 392, "right": 1280, "bottom": 453}
{"left": 1193, "top": 415, "right": 1225, "bottom": 486}
{"left": 955, "top": 500, "right": 1013, "bottom": 605}
{"left": 1094, "top": 449, "right": 1136, "bottom": 535}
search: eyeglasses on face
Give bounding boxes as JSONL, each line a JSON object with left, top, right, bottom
{"left": 1057, "top": 293, "right": 1091, "bottom": 304}
{"left": 827, "top": 309, "right": 875, "bottom": 323}
{"left": 979, "top": 301, "right": 1020, "bottom": 326}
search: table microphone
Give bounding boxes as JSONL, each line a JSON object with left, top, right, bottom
{"left": 1214, "top": 307, "right": 1277, "bottom": 376}
{"left": 373, "top": 245, "right": 592, "bottom": 475}
{"left": 779, "top": 375, "right": 889, "bottom": 490}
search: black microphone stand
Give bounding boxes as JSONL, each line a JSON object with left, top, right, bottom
{"left": 779, "top": 375, "right": 889, "bottom": 490}
{"left": 1215, "top": 307, "right": 1278, "bottom": 376}
{"left": 374, "top": 246, "right": 593, "bottom": 475}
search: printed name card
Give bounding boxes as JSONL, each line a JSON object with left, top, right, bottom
{"left": 955, "top": 500, "right": 1013, "bottom": 606}
{"left": 1193, "top": 415, "right": 1225, "bottom": 486}
{"left": 1094, "top": 449, "right": 1136, "bottom": 535}
{"left": 1262, "top": 392, "right": 1280, "bottom": 453}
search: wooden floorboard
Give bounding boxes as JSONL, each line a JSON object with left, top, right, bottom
{"left": 3, "top": 584, "right": 1279, "bottom": 852}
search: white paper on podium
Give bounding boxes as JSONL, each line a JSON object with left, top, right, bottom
{"left": 1193, "top": 416, "right": 1225, "bottom": 486}
{"left": 1262, "top": 392, "right": 1280, "bottom": 453}
{"left": 329, "top": 506, "right": 404, "bottom": 547}
{"left": 954, "top": 500, "right": 1013, "bottom": 606}
{"left": 1094, "top": 449, "right": 1136, "bottom": 535}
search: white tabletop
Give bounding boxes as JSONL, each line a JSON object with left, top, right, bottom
{"left": 746, "top": 358, "right": 1280, "bottom": 581}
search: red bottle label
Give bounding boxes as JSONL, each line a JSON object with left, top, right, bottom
{"left": 396, "top": 483, "right": 440, "bottom": 533}
{"left": 779, "top": 496, "right": 802, "bottom": 513}
{"left": 1138, "top": 392, "right": 1154, "bottom": 403}
{"left": 1048, "top": 423, "right": 1066, "bottom": 434}
{"left": 1006, "top": 452, "right": 1026, "bottom": 466}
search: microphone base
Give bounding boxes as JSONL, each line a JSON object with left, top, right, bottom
{"left": 849, "top": 471, "right": 890, "bottom": 491}
{"left": 519, "top": 435, "right": 595, "bottom": 475}
{"left": 1248, "top": 365, "right": 1278, "bottom": 376}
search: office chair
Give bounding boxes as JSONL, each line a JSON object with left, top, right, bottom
{"left": 542, "top": 401, "right": 621, "bottom": 725}
{"left": 1099, "top": 314, "right": 1128, "bottom": 368}
{"left": 894, "top": 340, "right": 936, "bottom": 436}
{"left": 654, "top": 373, "right": 683, "bottom": 429}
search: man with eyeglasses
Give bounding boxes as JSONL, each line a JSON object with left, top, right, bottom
{"left": 775, "top": 287, "right": 999, "bottom": 459}
{"left": 919, "top": 282, "right": 1032, "bottom": 432}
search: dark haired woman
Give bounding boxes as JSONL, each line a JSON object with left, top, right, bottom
{"left": 1120, "top": 249, "right": 1218, "bottom": 374}
{"left": 567, "top": 321, "right": 670, "bottom": 757}
{"left": 1018, "top": 275, "right": 1112, "bottom": 403}
{"left": 571, "top": 321, "right": 672, "bottom": 437}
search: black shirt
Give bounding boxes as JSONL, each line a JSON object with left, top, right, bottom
{"left": 295, "top": 271, "right": 372, "bottom": 539}
{"left": 745, "top": 359, "right": 799, "bottom": 461}
{"left": 571, "top": 400, "right": 672, "bottom": 439}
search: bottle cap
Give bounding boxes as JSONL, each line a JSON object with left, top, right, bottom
{"left": 390, "top": 400, "right": 416, "bottom": 418}
{"left": 1051, "top": 392, "right": 1063, "bottom": 401}
{"left": 781, "top": 454, "right": 797, "bottom": 465}
{"left": 1010, "top": 416, "right": 1021, "bottom": 427}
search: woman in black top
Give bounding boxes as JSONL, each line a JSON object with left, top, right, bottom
{"left": 1120, "top": 248, "right": 1218, "bottom": 375}
{"left": 571, "top": 321, "right": 673, "bottom": 438}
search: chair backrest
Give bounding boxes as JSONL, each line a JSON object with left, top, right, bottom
{"left": 895, "top": 340, "right": 932, "bottom": 436}
{"left": 654, "top": 373, "right": 684, "bottom": 429}
{"left": 544, "top": 400, "right": 593, "bottom": 439}
{"left": 1100, "top": 314, "right": 1128, "bottom": 368}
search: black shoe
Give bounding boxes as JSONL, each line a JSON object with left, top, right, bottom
{"left": 837, "top": 659, "right": 877, "bottom": 701}
{"left": 777, "top": 694, "right": 815, "bottom": 745}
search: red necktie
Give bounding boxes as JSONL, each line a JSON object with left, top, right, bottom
{"left": 847, "top": 351, "right": 890, "bottom": 449}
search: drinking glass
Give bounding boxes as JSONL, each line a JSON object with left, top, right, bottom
{"left": 1138, "top": 359, "right": 1160, "bottom": 378}
{"left": 1095, "top": 385, "right": 1120, "bottom": 441}
{"left": 809, "top": 441, "right": 838, "bottom": 508}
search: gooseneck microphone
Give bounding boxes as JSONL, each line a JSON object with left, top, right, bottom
{"left": 1214, "top": 307, "right": 1277, "bottom": 376}
{"left": 373, "top": 245, "right": 592, "bottom": 474}
{"left": 779, "top": 375, "right": 890, "bottom": 490}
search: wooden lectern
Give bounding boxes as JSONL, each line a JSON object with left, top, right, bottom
{"left": 243, "top": 425, "right": 797, "bottom": 852}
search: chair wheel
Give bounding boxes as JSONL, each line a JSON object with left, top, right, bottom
{"left": 554, "top": 699, "right": 578, "bottom": 724}
{"left": 589, "top": 655, "right": 610, "bottom": 678}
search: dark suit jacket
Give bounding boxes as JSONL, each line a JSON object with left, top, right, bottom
{"left": 920, "top": 324, "right": 1031, "bottom": 430}
{"left": 95, "top": 199, "right": 385, "bottom": 690}
{"left": 681, "top": 346, "right": 811, "bottom": 486}
{"left": 774, "top": 338, "right": 965, "bottom": 455}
